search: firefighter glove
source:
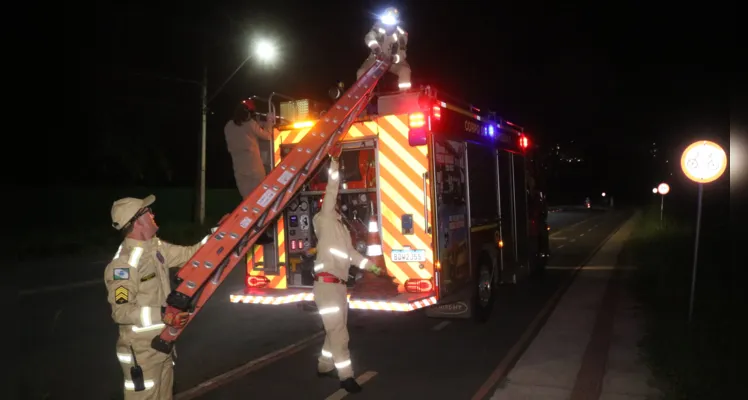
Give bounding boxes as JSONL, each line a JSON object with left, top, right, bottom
{"left": 367, "top": 264, "right": 382, "bottom": 276}
{"left": 163, "top": 311, "right": 190, "bottom": 328}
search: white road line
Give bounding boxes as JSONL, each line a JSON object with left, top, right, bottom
{"left": 324, "top": 371, "right": 378, "bottom": 400}
{"left": 19, "top": 279, "right": 101, "bottom": 296}
{"left": 432, "top": 321, "right": 451, "bottom": 331}
{"left": 557, "top": 244, "right": 565, "bottom": 249}
{"left": 580, "top": 233, "right": 585, "bottom": 237}
{"left": 570, "top": 238, "right": 576, "bottom": 242}
{"left": 550, "top": 237, "right": 567, "bottom": 240}
{"left": 588, "top": 228, "right": 593, "bottom": 232}
{"left": 176, "top": 331, "right": 325, "bottom": 400}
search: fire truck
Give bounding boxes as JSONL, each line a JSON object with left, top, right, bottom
{"left": 228, "top": 86, "right": 550, "bottom": 321}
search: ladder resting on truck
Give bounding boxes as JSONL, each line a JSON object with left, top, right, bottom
{"left": 151, "top": 59, "right": 392, "bottom": 354}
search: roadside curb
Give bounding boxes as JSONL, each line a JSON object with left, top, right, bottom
{"left": 472, "top": 210, "right": 635, "bottom": 400}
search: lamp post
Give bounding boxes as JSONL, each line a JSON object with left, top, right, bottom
{"left": 197, "top": 39, "right": 279, "bottom": 224}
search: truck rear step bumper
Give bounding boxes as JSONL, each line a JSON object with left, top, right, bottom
{"left": 230, "top": 287, "right": 437, "bottom": 312}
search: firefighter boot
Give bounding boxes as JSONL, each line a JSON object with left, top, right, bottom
{"left": 341, "top": 377, "right": 362, "bottom": 393}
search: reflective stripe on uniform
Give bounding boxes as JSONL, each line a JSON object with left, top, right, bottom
{"left": 321, "top": 349, "right": 333, "bottom": 358}
{"left": 330, "top": 248, "right": 348, "bottom": 259}
{"left": 128, "top": 247, "right": 143, "bottom": 268}
{"left": 319, "top": 306, "right": 340, "bottom": 315}
{"left": 131, "top": 306, "right": 166, "bottom": 333}
{"left": 125, "top": 379, "right": 155, "bottom": 390}
{"left": 117, "top": 353, "right": 132, "bottom": 364}
{"left": 358, "top": 259, "right": 369, "bottom": 269}
{"left": 335, "top": 360, "right": 352, "bottom": 369}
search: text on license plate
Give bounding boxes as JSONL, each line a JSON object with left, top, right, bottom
{"left": 391, "top": 249, "right": 426, "bottom": 262}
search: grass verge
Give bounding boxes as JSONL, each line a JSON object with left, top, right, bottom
{"left": 620, "top": 205, "right": 739, "bottom": 399}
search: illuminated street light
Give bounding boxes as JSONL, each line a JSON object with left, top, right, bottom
{"left": 601, "top": 192, "right": 606, "bottom": 197}
{"left": 254, "top": 39, "right": 278, "bottom": 63}
{"left": 197, "top": 36, "right": 280, "bottom": 224}
{"left": 652, "top": 188, "right": 658, "bottom": 193}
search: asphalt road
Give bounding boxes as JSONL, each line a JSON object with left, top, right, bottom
{"left": 18, "top": 207, "right": 626, "bottom": 400}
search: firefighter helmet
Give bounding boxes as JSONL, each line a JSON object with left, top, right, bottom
{"left": 241, "top": 98, "right": 256, "bottom": 111}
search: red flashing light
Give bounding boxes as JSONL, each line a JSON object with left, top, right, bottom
{"left": 432, "top": 105, "right": 441, "bottom": 120}
{"left": 246, "top": 275, "right": 270, "bottom": 288}
{"left": 405, "top": 279, "right": 434, "bottom": 293}
{"left": 520, "top": 134, "right": 529, "bottom": 150}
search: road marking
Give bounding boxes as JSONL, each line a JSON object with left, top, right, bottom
{"left": 588, "top": 228, "right": 593, "bottom": 232}
{"left": 175, "top": 331, "right": 325, "bottom": 400}
{"left": 324, "top": 371, "right": 378, "bottom": 400}
{"left": 570, "top": 238, "right": 576, "bottom": 242}
{"left": 580, "top": 233, "right": 585, "bottom": 237}
{"left": 19, "top": 279, "right": 101, "bottom": 296}
{"left": 432, "top": 321, "right": 451, "bottom": 331}
{"left": 547, "top": 266, "right": 615, "bottom": 271}
{"left": 557, "top": 244, "right": 565, "bottom": 249}
{"left": 471, "top": 215, "right": 628, "bottom": 400}
{"left": 550, "top": 236, "right": 567, "bottom": 240}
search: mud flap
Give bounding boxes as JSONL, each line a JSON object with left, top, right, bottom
{"left": 425, "top": 289, "right": 473, "bottom": 319}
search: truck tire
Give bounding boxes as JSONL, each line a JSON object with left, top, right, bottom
{"left": 473, "top": 252, "right": 496, "bottom": 323}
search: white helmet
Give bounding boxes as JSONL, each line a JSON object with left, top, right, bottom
{"left": 380, "top": 7, "right": 400, "bottom": 25}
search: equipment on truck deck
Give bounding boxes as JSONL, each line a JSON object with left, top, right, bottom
{"left": 151, "top": 58, "right": 393, "bottom": 354}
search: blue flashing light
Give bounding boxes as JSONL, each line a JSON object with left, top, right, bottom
{"left": 488, "top": 124, "right": 495, "bottom": 137}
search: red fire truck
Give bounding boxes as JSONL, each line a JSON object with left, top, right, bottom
{"left": 229, "top": 86, "right": 550, "bottom": 321}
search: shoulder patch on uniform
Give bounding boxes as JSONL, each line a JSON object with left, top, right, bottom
{"left": 140, "top": 272, "right": 156, "bottom": 282}
{"left": 113, "top": 268, "right": 130, "bottom": 280}
{"left": 114, "top": 286, "right": 129, "bottom": 304}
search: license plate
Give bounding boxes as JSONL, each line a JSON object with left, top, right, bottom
{"left": 391, "top": 249, "right": 426, "bottom": 262}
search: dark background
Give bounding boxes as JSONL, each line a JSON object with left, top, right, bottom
{"left": 46, "top": 0, "right": 728, "bottom": 211}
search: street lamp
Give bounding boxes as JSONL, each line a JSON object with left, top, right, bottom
{"left": 197, "top": 38, "right": 279, "bottom": 224}
{"left": 652, "top": 188, "right": 658, "bottom": 193}
{"left": 601, "top": 192, "right": 606, "bottom": 197}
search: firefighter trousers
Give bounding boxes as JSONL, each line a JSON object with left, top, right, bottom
{"left": 356, "top": 54, "right": 411, "bottom": 90}
{"left": 117, "top": 340, "right": 174, "bottom": 400}
{"left": 314, "top": 281, "right": 354, "bottom": 380}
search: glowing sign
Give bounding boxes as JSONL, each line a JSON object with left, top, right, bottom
{"left": 680, "top": 140, "right": 727, "bottom": 184}
{"left": 657, "top": 183, "right": 670, "bottom": 195}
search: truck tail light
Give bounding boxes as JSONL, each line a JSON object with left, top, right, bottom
{"left": 520, "top": 134, "right": 529, "bottom": 150}
{"left": 405, "top": 279, "right": 434, "bottom": 293}
{"left": 247, "top": 275, "right": 270, "bottom": 288}
{"left": 408, "top": 112, "right": 428, "bottom": 147}
{"left": 409, "top": 112, "right": 425, "bottom": 128}
{"left": 432, "top": 105, "right": 441, "bottom": 120}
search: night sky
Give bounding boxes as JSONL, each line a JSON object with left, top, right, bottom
{"left": 55, "top": 0, "right": 726, "bottom": 204}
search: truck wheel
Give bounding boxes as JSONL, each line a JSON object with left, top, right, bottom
{"left": 473, "top": 255, "right": 495, "bottom": 323}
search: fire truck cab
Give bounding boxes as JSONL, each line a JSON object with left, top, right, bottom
{"left": 229, "top": 86, "right": 550, "bottom": 321}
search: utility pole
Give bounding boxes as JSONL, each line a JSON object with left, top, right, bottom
{"left": 198, "top": 66, "right": 208, "bottom": 225}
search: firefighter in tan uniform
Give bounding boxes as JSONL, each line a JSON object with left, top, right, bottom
{"left": 313, "top": 144, "right": 382, "bottom": 393}
{"left": 224, "top": 99, "right": 274, "bottom": 198}
{"left": 104, "top": 195, "right": 209, "bottom": 399}
{"left": 356, "top": 7, "right": 411, "bottom": 91}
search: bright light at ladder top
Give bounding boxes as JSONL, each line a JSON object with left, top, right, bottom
{"left": 657, "top": 183, "right": 670, "bottom": 195}
{"left": 680, "top": 140, "right": 727, "bottom": 184}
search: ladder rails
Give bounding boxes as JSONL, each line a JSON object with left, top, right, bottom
{"left": 152, "top": 59, "right": 392, "bottom": 354}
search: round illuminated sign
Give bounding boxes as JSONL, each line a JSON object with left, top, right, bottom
{"left": 657, "top": 183, "right": 670, "bottom": 195}
{"left": 680, "top": 140, "right": 727, "bottom": 183}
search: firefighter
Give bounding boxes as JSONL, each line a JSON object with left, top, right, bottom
{"left": 224, "top": 98, "right": 274, "bottom": 198}
{"left": 356, "top": 7, "right": 411, "bottom": 91}
{"left": 313, "top": 144, "right": 382, "bottom": 393}
{"left": 105, "top": 195, "right": 209, "bottom": 399}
